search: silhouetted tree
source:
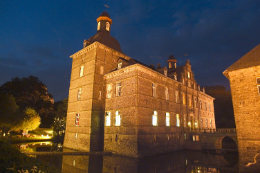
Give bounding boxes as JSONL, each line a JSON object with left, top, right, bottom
{"left": 52, "top": 98, "right": 67, "bottom": 136}
{"left": 0, "top": 92, "right": 19, "bottom": 134}
{"left": 0, "top": 76, "right": 54, "bottom": 127}
{"left": 204, "top": 85, "right": 235, "bottom": 128}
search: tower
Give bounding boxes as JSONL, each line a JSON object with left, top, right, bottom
{"left": 63, "top": 11, "right": 126, "bottom": 151}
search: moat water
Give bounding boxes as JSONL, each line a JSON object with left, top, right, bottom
{"left": 15, "top": 141, "right": 260, "bottom": 173}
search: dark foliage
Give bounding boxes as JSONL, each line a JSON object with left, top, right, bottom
{"left": 52, "top": 98, "right": 68, "bottom": 136}
{"left": 204, "top": 85, "right": 235, "bottom": 128}
{"left": 0, "top": 76, "right": 54, "bottom": 128}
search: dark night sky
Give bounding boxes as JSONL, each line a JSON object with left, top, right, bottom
{"left": 1, "top": 0, "right": 260, "bottom": 101}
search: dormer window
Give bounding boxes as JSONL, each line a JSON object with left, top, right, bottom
{"left": 118, "top": 62, "right": 122, "bottom": 69}
{"left": 106, "top": 22, "right": 110, "bottom": 31}
{"left": 164, "top": 70, "right": 167, "bottom": 76}
{"left": 97, "top": 22, "right": 100, "bottom": 30}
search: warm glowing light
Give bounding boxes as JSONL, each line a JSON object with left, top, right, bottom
{"left": 166, "top": 112, "right": 170, "bottom": 126}
{"left": 115, "top": 111, "right": 121, "bottom": 126}
{"left": 105, "top": 112, "right": 111, "bottom": 126}
{"left": 152, "top": 111, "right": 158, "bottom": 126}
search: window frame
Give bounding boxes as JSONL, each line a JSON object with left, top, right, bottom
{"left": 107, "top": 84, "right": 112, "bottom": 98}
{"left": 105, "top": 112, "right": 111, "bottom": 126}
{"left": 116, "top": 82, "right": 122, "bottom": 96}
{"left": 152, "top": 111, "right": 158, "bottom": 126}
{"left": 80, "top": 65, "right": 84, "bottom": 77}
{"left": 77, "top": 88, "right": 82, "bottom": 101}
{"left": 106, "top": 22, "right": 110, "bottom": 31}
{"left": 165, "top": 87, "right": 169, "bottom": 100}
{"left": 115, "top": 111, "right": 121, "bottom": 126}
{"left": 166, "top": 112, "right": 170, "bottom": 126}
{"left": 75, "top": 113, "right": 80, "bottom": 126}
{"left": 176, "top": 114, "right": 180, "bottom": 127}
{"left": 152, "top": 83, "right": 156, "bottom": 97}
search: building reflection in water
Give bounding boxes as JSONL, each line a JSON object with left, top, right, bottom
{"left": 62, "top": 150, "right": 239, "bottom": 173}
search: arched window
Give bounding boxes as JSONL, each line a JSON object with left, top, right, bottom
{"left": 106, "top": 22, "right": 110, "bottom": 31}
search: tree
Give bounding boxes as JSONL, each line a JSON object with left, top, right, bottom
{"left": 12, "top": 108, "right": 41, "bottom": 134}
{"left": 52, "top": 98, "right": 68, "bottom": 136}
{"left": 0, "top": 92, "right": 19, "bottom": 134}
{"left": 0, "top": 76, "right": 54, "bottom": 127}
{"left": 204, "top": 85, "right": 235, "bottom": 128}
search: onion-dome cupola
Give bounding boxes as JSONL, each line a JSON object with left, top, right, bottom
{"left": 167, "top": 55, "right": 177, "bottom": 69}
{"left": 96, "top": 11, "right": 112, "bottom": 35}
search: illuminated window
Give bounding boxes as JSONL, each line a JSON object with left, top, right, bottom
{"left": 152, "top": 83, "right": 156, "bottom": 97}
{"left": 199, "top": 100, "right": 202, "bottom": 109}
{"left": 187, "top": 72, "right": 190, "bottom": 78}
{"left": 182, "top": 78, "right": 185, "bottom": 84}
{"left": 75, "top": 113, "right": 80, "bottom": 126}
{"left": 193, "top": 135, "right": 199, "bottom": 141}
{"left": 174, "top": 62, "right": 176, "bottom": 68}
{"left": 77, "top": 88, "right": 81, "bottom": 101}
{"left": 75, "top": 133, "right": 77, "bottom": 139}
{"left": 117, "top": 62, "right": 122, "bottom": 69}
{"left": 166, "top": 112, "right": 170, "bottom": 126}
{"left": 195, "top": 120, "right": 198, "bottom": 128}
{"left": 107, "top": 84, "right": 112, "bottom": 98}
{"left": 106, "top": 22, "right": 110, "bottom": 31}
{"left": 210, "top": 119, "right": 212, "bottom": 128}
{"left": 194, "top": 97, "right": 197, "bottom": 108}
{"left": 105, "top": 112, "right": 111, "bottom": 126}
{"left": 116, "top": 82, "right": 121, "bottom": 96}
{"left": 209, "top": 104, "right": 211, "bottom": 111}
{"left": 115, "top": 111, "right": 121, "bottom": 126}
{"left": 97, "top": 21, "right": 100, "bottom": 30}
{"left": 100, "top": 66, "right": 104, "bottom": 75}
{"left": 164, "top": 70, "right": 167, "bottom": 76}
{"left": 175, "top": 91, "right": 178, "bottom": 102}
{"left": 201, "top": 118, "right": 203, "bottom": 128}
{"left": 205, "top": 102, "right": 207, "bottom": 110}
{"left": 165, "top": 87, "right": 169, "bottom": 100}
{"left": 152, "top": 111, "right": 158, "bottom": 126}
{"left": 176, "top": 114, "right": 180, "bottom": 127}
{"left": 169, "top": 62, "right": 172, "bottom": 68}
{"left": 174, "top": 74, "right": 177, "bottom": 80}
{"left": 188, "top": 81, "right": 191, "bottom": 87}
{"left": 80, "top": 65, "right": 84, "bottom": 77}
{"left": 206, "top": 118, "right": 208, "bottom": 128}
{"left": 182, "top": 93, "right": 186, "bottom": 105}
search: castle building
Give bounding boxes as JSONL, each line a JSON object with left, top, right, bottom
{"left": 223, "top": 44, "right": 260, "bottom": 171}
{"left": 63, "top": 12, "right": 216, "bottom": 158}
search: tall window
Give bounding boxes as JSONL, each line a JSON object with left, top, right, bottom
{"left": 105, "top": 112, "right": 111, "bottom": 126}
{"left": 77, "top": 88, "right": 82, "bottom": 101}
{"left": 194, "top": 97, "right": 197, "bottom": 108}
{"left": 201, "top": 118, "right": 203, "bottom": 128}
{"left": 75, "top": 113, "right": 80, "bottom": 126}
{"left": 107, "top": 84, "right": 112, "bottom": 98}
{"left": 195, "top": 120, "right": 198, "bottom": 128}
{"left": 206, "top": 118, "right": 208, "bottom": 128}
{"left": 166, "top": 112, "right": 170, "bottom": 126}
{"left": 106, "top": 22, "right": 110, "bottom": 31}
{"left": 152, "top": 111, "right": 158, "bottom": 126}
{"left": 174, "top": 74, "right": 177, "bottom": 80}
{"left": 205, "top": 102, "right": 207, "bottom": 110}
{"left": 115, "top": 111, "right": 121, "bottom": 126}
{"left": 210, "top": 119, "right": 212, "bottom": 128}
{"left": 182, "top": 93, "right": 186, "bottom": 105}
{"left": 176, "top": 114, "right": 180, "bottom": 127}
{"left": 152, "top": 83, "right": 156, "bottom": 97}
{"left": 188, "top": 81, "right": 191, "bottom": 87}
{"left": 199, "top": 100, "right": 202, "bottom": 109}
{"left": 169, "top": 62, "right": 172, "bottom": 68}
{"left": 116, "top": 82, "right": 121, "bottom": 96}
{"left": 257, "top": 78, "right": 260, "bottom": 94}
{"left": 97, "top": 21, "right": 100, "bottom": 30}
{"left": 98, "top": 91, "right": 102, "bottom": 100}
{"left": 80, "top": 65, "right": 84, "bottom": 77}
{"left": 258, "top": 86, "right": 260, "bottom": 94}
{"left": 183, "top": 115, "right": 186, "bottom": 127}
{"left": 182, "top": 79, "right": 185, "bottom": 85}
{"left": 187, "top": 72, "right": 190, "bottom": 78}
{"left": 209, "top": 104, "right": 211, "bottom": 111}
{"left": 175, "top": 91, "right": 178, "bottom": 103}
{"left": 165, "top": 87, "right": 169, "bottom": 100}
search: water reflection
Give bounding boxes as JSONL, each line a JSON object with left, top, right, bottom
{"left": 62, "top": 150, "right": 239, "bottom": 173}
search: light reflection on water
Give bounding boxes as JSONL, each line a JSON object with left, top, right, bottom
{"left": 16, "top": 141, "right": 241, "bottom": 172}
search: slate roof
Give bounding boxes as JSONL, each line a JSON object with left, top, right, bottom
{"left": 225, "top": 44, "right": 260, "bottom": 72}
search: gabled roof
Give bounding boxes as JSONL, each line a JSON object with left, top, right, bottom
{"left": 225, "top": 44, "right": 260, "bottom": 72}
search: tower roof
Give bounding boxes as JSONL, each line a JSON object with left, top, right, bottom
{"left": 224, "top": 44, "right": 260, "bottom": 72}
{"left": 100, "top": 11, "right": 110, "bottom": 18}
{"left": 97, "top": 11, "right": 112, "bottom": 24}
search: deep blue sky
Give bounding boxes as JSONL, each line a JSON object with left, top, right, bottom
{"left": 1, "top": 0, "right": 260, "bottom": 101}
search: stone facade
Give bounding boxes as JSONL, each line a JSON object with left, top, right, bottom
{"left": 63, "top": 12, "right": 216, "bottom": 158}
{"left": 223, "top": 44, "right": 260, "bottom": 172}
